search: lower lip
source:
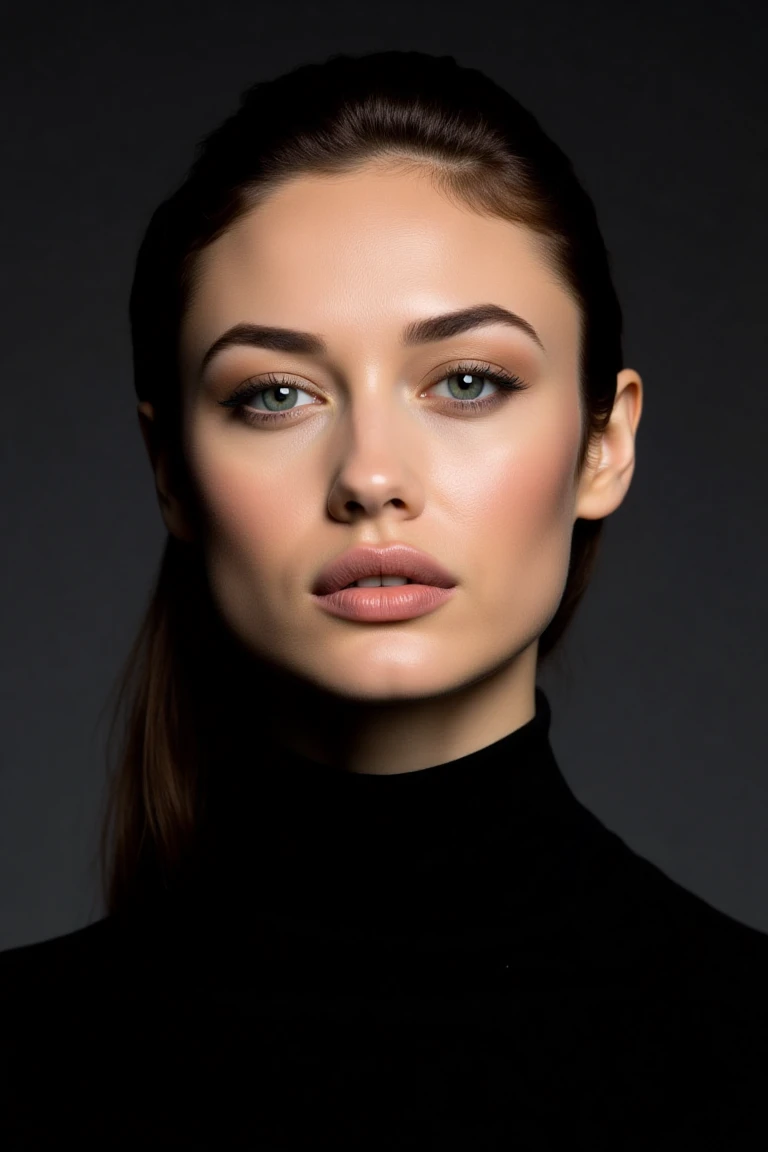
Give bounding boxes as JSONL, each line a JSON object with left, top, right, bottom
{"left": 311, "top": 583, "right": 457, "bottom": 622}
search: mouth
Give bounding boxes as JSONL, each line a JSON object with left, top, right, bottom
{"left": 313, "top": 543, "right": 458, "bottom": 597}
{"left": 313, "top": 575, "right": 456, "bottom": 622}
{"left": 342, "top": 576, "right": 415, "bottom": 589}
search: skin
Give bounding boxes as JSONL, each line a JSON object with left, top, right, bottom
{"left": 139, "top": 160, "right": 643, "bottom": 775}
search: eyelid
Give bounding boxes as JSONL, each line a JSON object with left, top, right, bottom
{"left": 218, "top": 358, "right": 531, "bottom": 428}
{"left": 228, "top": 359, "right": 522, "bottom": 399}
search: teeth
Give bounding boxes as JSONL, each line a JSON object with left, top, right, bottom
{"left": 350, "top": 575, "right": 413, "bottom": 587}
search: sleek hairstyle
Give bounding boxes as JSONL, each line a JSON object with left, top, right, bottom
{"left": 97, "top": 50, "right": 623, "bottom": 917}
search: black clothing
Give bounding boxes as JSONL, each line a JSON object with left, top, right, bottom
{"left": 2, "top": 687, "right": 768, "bottom": 1148}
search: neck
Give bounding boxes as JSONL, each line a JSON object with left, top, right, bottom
{"left": 262, "top": 644, "right": 539, "bottom": 775}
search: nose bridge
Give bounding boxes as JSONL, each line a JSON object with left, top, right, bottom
{"left": 339, "top": 348, "right": 410, "bottom": 447}
{"left": 327, "top": 359, "right": 422, "bottom": 514}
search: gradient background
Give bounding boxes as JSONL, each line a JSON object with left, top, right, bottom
{"left": 1, "top": 0, "right": 766, "bottom": 951}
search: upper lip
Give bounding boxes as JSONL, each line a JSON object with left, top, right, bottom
{"left": 312, "top": 543, "right": 458, "bottom": 595}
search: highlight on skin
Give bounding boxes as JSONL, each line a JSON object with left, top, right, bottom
{"left": 140, "top": 160, "right": 643, "bottom": 776}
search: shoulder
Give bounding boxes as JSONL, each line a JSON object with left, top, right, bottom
{"left": 567, "top": 803, "right": 768, "bottom": 982}
{"left": 0, "top": 916, "right": 119, "bottom": 998}
{"left": 0, "top": 915, "right": 116, "bottom": 963}
{"left": 0, "top": 904, "right": 178, "bottom": 1013}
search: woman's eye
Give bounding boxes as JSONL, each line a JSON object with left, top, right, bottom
{"left": 429, "top": 372, "right": 499, "bottom": 402}
{"left": 247, "top": 383, "right": 316, "bottom": 413}
{"left": 248, "top": 373, "right": 500, "bottom": 410}
{"left": 219, "top": 363, "right": 529, "bottom": 428}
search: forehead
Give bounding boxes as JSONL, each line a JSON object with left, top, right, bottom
{"left": 180, "top": 165, "right": 579, "bottom": 372}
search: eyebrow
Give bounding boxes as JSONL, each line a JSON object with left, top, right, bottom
{"left": 198, "top": 302, "right": 545, "bottom": 375}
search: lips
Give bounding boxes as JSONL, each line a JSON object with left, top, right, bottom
{"left": 312, "top": 543, "right": 458, "bottom": 597}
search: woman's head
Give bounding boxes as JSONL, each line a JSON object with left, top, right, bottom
{"left": 101, "top": 50, "right": 641, "bottom": 911}
{"left": 161, "top": 159, "right": 632, "bottom": 709}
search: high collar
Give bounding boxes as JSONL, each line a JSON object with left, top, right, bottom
{"left": 114, "top": 687, "right": 768, "bottom": 1004}
{"left": 186, "top": 686, "right": 592, "bottom": 942}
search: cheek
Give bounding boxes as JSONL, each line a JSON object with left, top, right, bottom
{"left": 472, "top": 421, "right": 579, "bottom": 598}
{"left": 512, "top": 441, "right": 577, "bottom": 540}
{"left": 191, "top": 446, "right": 311, "bottom": 581}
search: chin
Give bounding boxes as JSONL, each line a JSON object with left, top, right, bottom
{"left": 294, "top": 657, "right": 472, "bottom": 705}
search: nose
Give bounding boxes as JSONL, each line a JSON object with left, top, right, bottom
{"left": 325, "top": 402, "right": 425, "bottom": 523}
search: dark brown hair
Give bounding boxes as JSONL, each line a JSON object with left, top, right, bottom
{"left": 97, "top": 49, "right": 623, "bottom": 918}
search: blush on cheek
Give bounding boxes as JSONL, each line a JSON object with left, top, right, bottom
{"left": 488, "top": 421, "right": 581, "bottom": 611}
{"left": 198, "top": 457, "right": 319, "bottom": 604}
{"left": 514, "top": 389, "right": 584, "bottom": 525}
{"left": 518, "top": 436, "right": 579, "bottom": 527}
{"left": 193, "top": 458, "right": 267, "bottom": 552}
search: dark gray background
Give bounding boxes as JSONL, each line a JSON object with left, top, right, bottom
{"left": 1, "top": 0, "right": 766, "bottom": 951}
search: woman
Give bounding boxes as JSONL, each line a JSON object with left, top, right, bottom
{"left": 2, "top": 49, "right": 767, "bottom": 1149}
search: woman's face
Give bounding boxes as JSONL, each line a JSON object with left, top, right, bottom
{"left": 172, "top": 163, "right": 614, "bottom": 705}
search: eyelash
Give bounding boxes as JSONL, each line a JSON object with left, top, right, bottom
{"left": 217, "top": 360, "right": 531, "bottom": 428}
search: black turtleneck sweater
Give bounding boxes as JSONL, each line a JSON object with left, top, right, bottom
{"left": 2, "top": 687, "right": 768, "bottom": 1149}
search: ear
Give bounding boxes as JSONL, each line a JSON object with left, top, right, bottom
{"left": 137, "top": 401, "right": 198, "bottom": 543}
{"left": 574, "top": 368, "right": 643, "bottom": 522}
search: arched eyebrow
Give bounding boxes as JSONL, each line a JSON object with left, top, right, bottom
{"left": 198, "top": 302, "right": 545, "bottom": 375}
